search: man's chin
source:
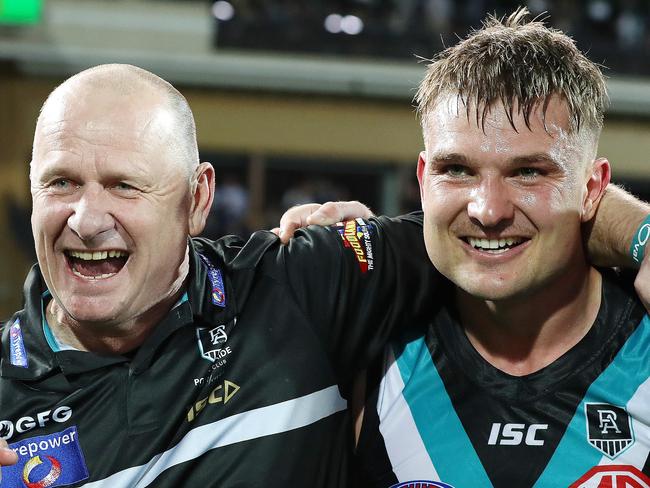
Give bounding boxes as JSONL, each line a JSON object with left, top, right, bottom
{"left": 455, "top": 277, "right": 526, "bottom": 302}
{"left": 57, "top": 296, "right": 125, "bottom": 326}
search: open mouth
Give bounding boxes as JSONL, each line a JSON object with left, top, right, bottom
{"left": 65, "top": 250, "right": 129, "bottom": 280}
{"left": 464, "top": 236, "right": 527, "bottom": 254}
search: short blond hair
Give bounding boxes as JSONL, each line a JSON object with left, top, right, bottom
{"left": 415, "top": 8, "right": 608, "bottom": 135}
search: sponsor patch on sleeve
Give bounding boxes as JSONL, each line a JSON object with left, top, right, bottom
{"left": 198, "top": 254, "right": 227, "bottom": 308}
{"left": 9, "top": 320, "right": 28, "bottom": 368}
{"left": 3, "top": 426, "right": 89, "bottom": 487}
{"left": 334, "top": 218, "right": 375, "bottom": 273}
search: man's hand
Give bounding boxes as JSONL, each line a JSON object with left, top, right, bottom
{"left": 272, "top": 201, "right": 373, "bottom": 244}
{"left": 636, "top": 257, "right": 649, "bottom": 311}
{"left": 0, "top": 438, "right": 18, "bottom": 468}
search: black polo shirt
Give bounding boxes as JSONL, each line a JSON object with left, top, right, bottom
{"left": 0, "top": 214, "right": 438, "bottom": 487}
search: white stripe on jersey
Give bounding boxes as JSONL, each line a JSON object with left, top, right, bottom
{"left": 595, "top": 375, "right": 650, "bottom": 467}
{"left": 377, "top": 347, "right": 440, "bottom": 482}
{"left": 82, "top": 385, "right": 347, "bottom": 487}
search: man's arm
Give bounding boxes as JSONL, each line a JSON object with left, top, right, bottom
{"left": 276, "top": 187, "right": 650, "bottom": 308}
{"left": 585, "top": 184, "right": 650, "bottom": 267}
{"left": 584, "top": 184, "right": 650, "bottom": 309}
{"left": 271, "top": 201, "right": 374, "bottom": 244}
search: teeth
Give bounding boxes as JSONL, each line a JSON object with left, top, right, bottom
{"left": 467, "top": 237, "right": 524, "bottom": 251}
{"left": 71, "top": 269, "right": 117, "bottom": 280}
{"left": 68, "top": 250, "right": 127, "bottom": 260}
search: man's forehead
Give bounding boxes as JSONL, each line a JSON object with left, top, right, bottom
{"left": 424, "top": 93, "right": 573, "bottom": 133}
{"left": 36, "top": 89, "right": 174, "bottom": 147}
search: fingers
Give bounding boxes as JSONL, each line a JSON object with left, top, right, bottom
{"left": 0, "top": 439, "right": 18, "bottom": 467}
{"left": 275, "top": 201, "right": 374, "bottom": 244}
{"left": 306, "top": 201, "right": 373, "bottom": 226}
{"left": 635, "top": 257, "right": 650, "bottom": 312}
{"left": 278, "top": 204, "right": 323, "bottom": 244}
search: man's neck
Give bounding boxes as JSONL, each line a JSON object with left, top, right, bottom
{"left": 46, "top": 290, "right": 184, "bottom": 356}
{"left": 457, "top": 266, "right": 603, "bottom": 377}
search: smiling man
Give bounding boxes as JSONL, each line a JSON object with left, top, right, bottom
{"left": 0, "top": 64, "right": 441, "bottom": 486}
{"left": 30, "top": 75, "right": 204, "bottom": 353}
{"left": 350, "top": 9, "right": 650, "bottom": 488}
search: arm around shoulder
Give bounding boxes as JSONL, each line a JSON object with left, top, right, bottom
{"left": 585, "top": 184, "right": 650, "bottom": 267}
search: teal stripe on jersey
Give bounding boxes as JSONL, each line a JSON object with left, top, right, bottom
{"left": 534, "top": 315, "right": 650, "bottom": 488}
{"left": 394, "top": 335, "right": 494, "bottom": 487}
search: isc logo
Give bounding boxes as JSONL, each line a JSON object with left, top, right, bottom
{"left": 487, "top": 423, "right": 548, "bottom": 446}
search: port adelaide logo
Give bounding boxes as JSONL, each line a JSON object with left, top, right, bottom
{"left": 197, "top": 320, "right": 234, "bottom": 363}
{"left": 585, "top": 403, "right": 634, "bottom": 458}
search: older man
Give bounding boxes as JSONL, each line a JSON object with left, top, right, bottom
{"left": 0, "top": 64, "right": 439, "bottom": 486}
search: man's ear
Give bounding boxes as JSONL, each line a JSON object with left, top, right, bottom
{"left": 189, "top": 162, "right": 216, "bottom": 236}
{"left": 416, "top": 151, "right": 427, "bottom": 201}
{"left": 582, "top": 157, "right": 611, "bottom": 222}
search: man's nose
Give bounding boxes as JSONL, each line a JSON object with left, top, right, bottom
{"left": 67, "top": 185, "right": 115, "bottom": 241}
{"left": 467, "top": 177, "right": 514, "bottom": 227}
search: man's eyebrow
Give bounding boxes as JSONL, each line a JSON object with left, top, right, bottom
{"left": 34, "top": 162, "right": 74, "bottom": 182}
{"left": 511, "top": 153, "right": 563, "bottom": 168}
{"left": 428, "top": 152, "right": 471, "bottom": 165}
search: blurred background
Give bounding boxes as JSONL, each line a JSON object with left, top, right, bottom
{"left": 0, "top": 0, "right": 649, "bottom": 318}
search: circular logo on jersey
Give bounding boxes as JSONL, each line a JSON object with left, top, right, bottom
{"left": 22, "top": 455, "right": 62, "bottom": 488}
{"left": 390, "top": 481, "right": 455, "bottom": 488}
{"left": 570, "top": 465, "right": 650, "bottom": 488}
{"left": 212, "top": 289, "right": 225, "bottom": 305}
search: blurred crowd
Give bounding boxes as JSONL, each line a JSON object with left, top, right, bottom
{"left": 214, "top": 0, "right": 650, "bottom": 75}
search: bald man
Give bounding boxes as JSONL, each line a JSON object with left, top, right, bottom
{"left": 0, "top": 64, "right": 440, "bottom": 486}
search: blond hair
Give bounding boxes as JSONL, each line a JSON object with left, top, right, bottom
{"left": 415, "top": 8, "right": 608, "bottom": 135}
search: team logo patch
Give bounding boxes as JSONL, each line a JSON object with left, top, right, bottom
{"left": 335, "top": 218, "right": 375, "bottom": 273}
{"left": 199, "top": 254, "right": 226, "bottom": 307}
{"left": 197, "top": 320, "right": 234, "bottom": 363}
{"left": 3, "top": 426, "right": 89, "bottom": 488}
{"left": 569, "top": 465, "right": 650, "bottom": 488}
{"left": 9, "top": 320, "right": 28, "bottom": 368}
{"left": 585, "top": 403, "right": 634, "bottom": 459}
{"left": 390, "top": 482, "right": 454, "bottom": 488}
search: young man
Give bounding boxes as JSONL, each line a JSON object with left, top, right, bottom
{"left": 350, "top": 9, "right": 650, "bottom": 487}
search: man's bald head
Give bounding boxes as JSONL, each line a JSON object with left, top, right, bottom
{"left": 34, "top": 64, "right": 200, "bottom": 180}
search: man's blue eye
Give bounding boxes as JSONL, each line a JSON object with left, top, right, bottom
{"left": 447, "top": 165, "right": 469, "bottom": 177}
{"left": 519, "top": 168, "right": 540, "bottom": 178}
{"left": 52, "top": 179, "right": 71, "bottom": 189}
